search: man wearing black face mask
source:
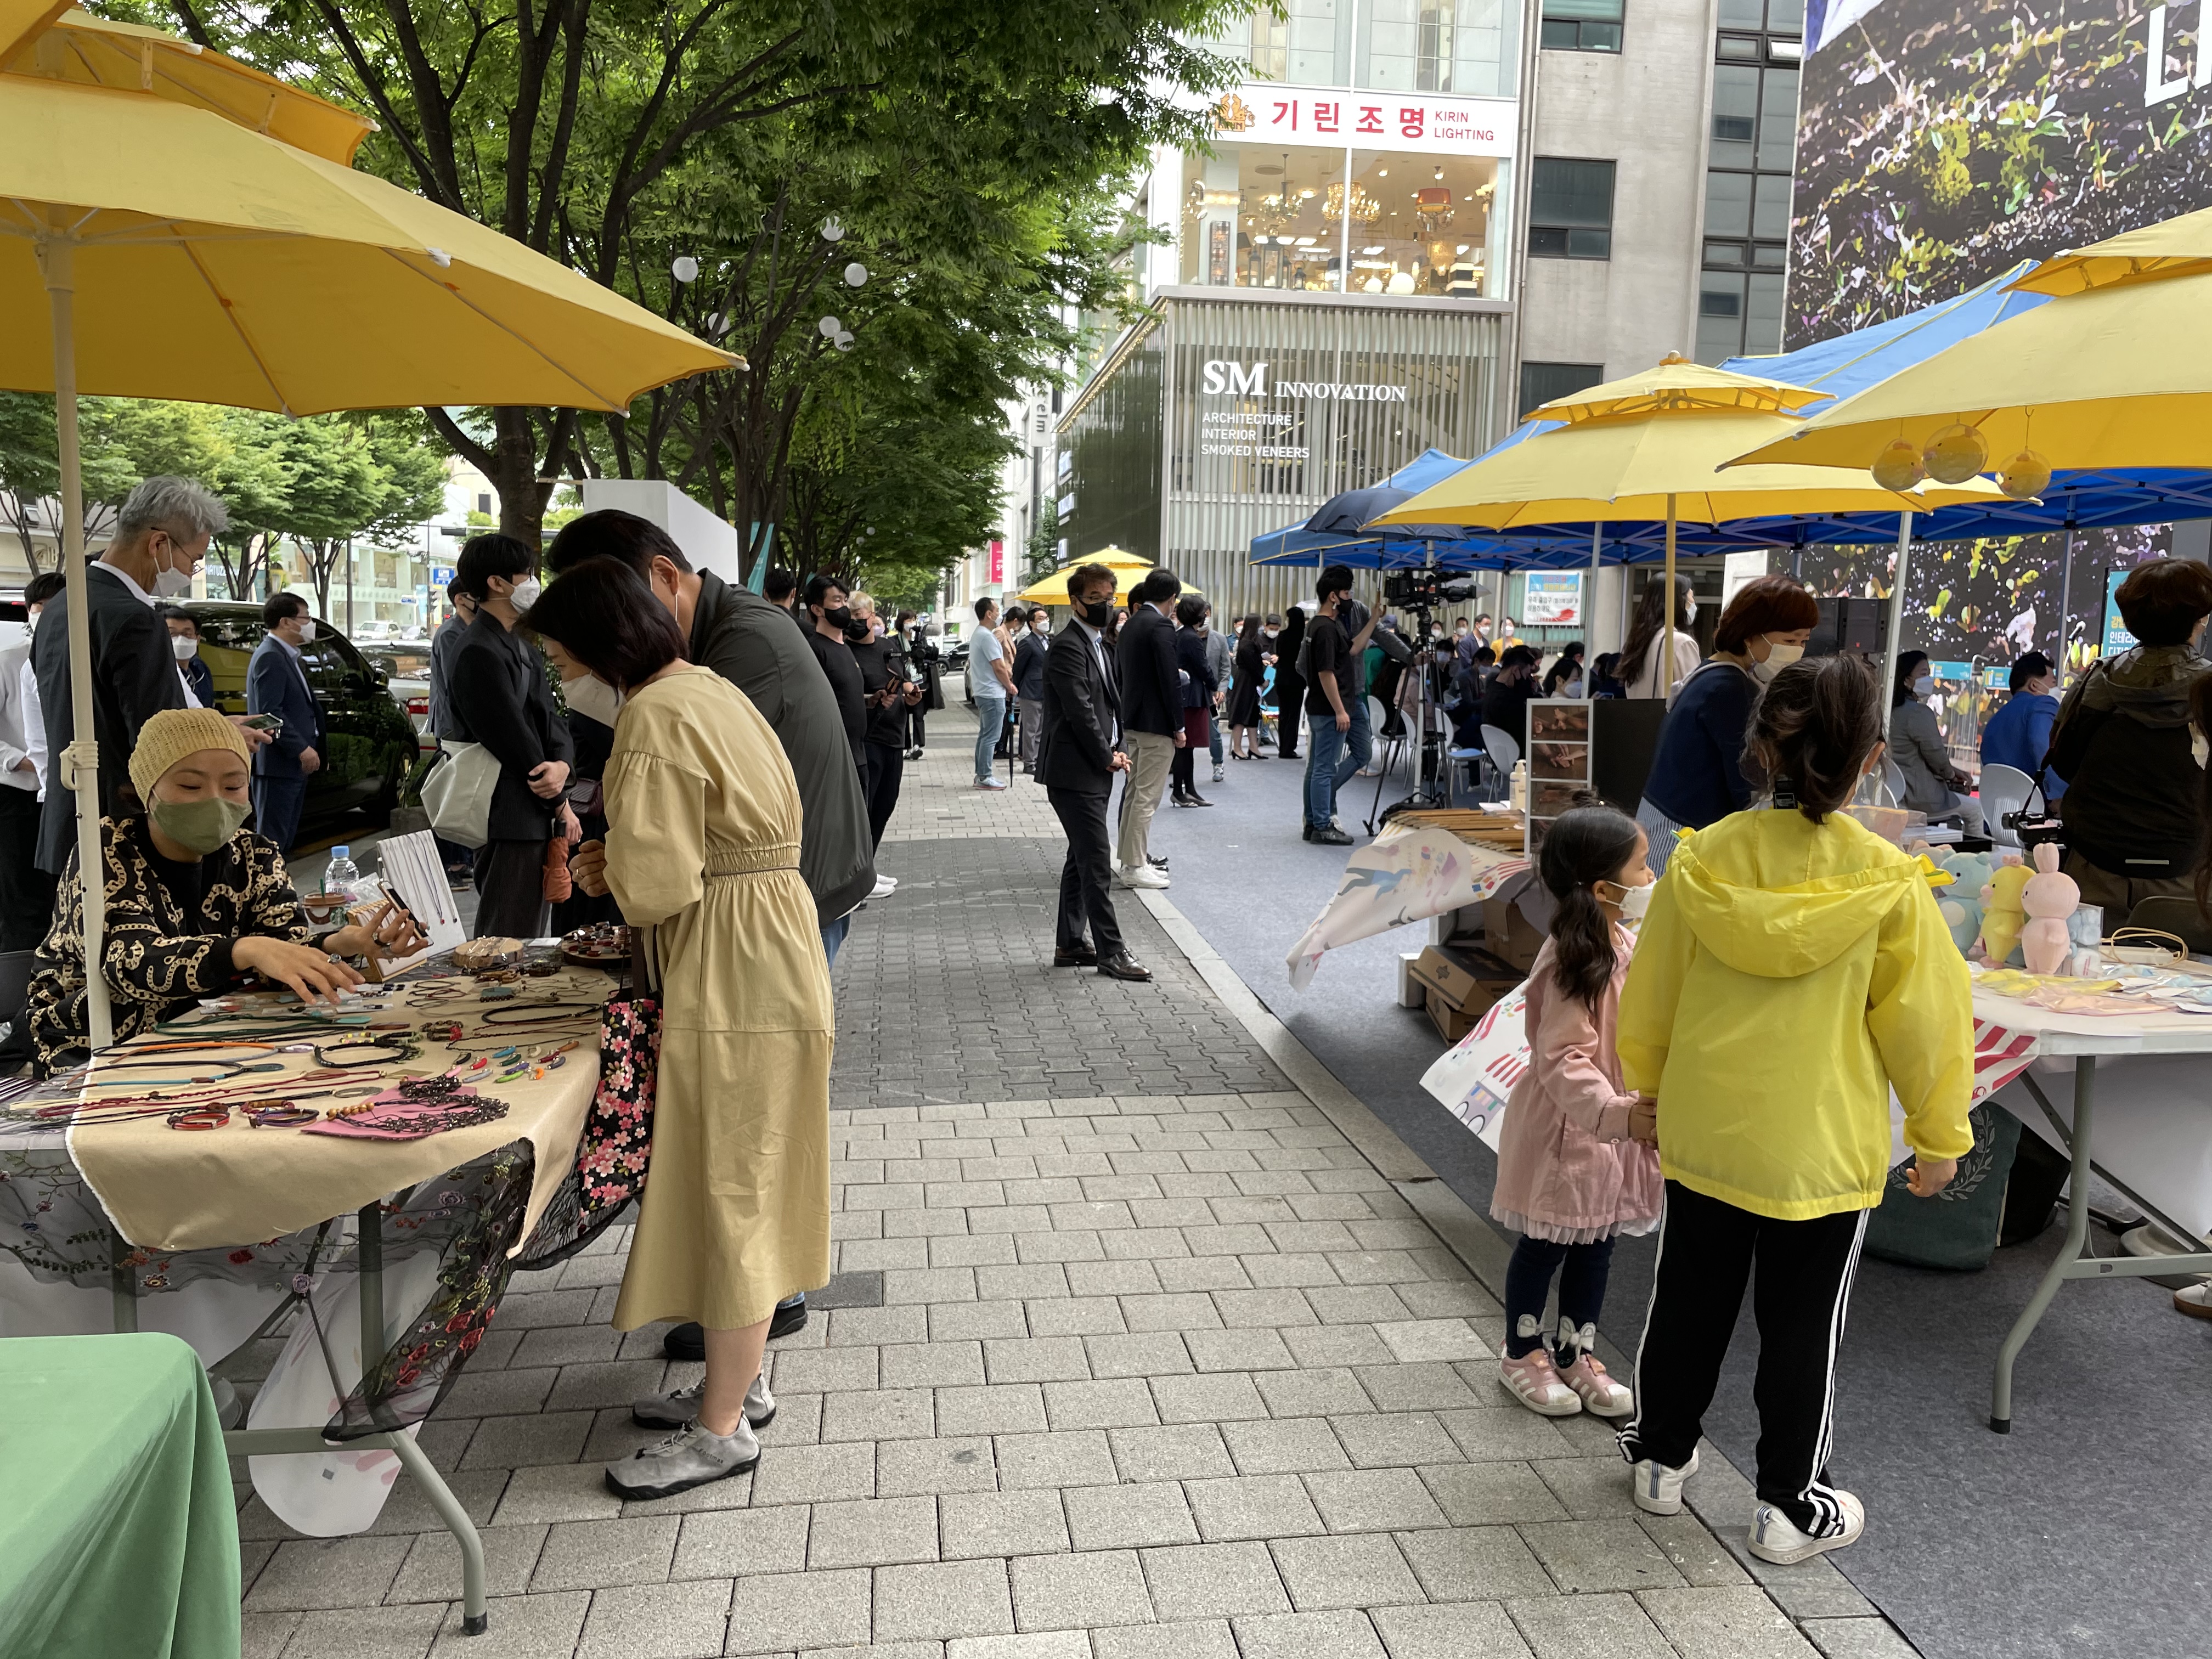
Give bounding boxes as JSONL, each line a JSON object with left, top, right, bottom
{"left": 804, "top": 575, "right": 868, "bottom": 784}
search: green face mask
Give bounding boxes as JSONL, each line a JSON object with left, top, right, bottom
{"left": 150, "top": 796, "right": 250, "bottom": 856}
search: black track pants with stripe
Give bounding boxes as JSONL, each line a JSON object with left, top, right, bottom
{"left": 1617, "top": 1180, "right": 1869, "bottom": 1538}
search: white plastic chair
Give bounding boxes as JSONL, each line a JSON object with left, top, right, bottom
{"left": 1480, "top": 724, "right": 1520, "bottom": 804}
{"left": 1880, "top": 754, "right": 1908, "bottom": 805}
{"left": 1978, "top": 762, "right": 2036, "bottom": 849}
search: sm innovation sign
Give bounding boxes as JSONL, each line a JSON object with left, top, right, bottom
{"left": 1199, "top": 360, "right": 1409, "bottom": 462}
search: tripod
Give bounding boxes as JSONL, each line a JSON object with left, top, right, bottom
{"left": 1363, "top": 608, "right": 1453, "bottom": 834}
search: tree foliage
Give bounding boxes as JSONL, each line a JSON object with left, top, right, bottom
{"left": 136, "top": 0, "right": 1247, "bottom": 562}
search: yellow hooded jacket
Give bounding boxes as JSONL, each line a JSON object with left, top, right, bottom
{"left": 1617, "top": 807, "right": 1976, "bottom": 1221}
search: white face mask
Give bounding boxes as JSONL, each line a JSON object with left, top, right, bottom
{"left": 296, "top": 619, "right": 317, "bottom": 645}
{"left": 562, "top": 668, "right": 624, "bottom": 727}
{"left": 153, "top": 562, "right": 194, "bottom": 599}
{"left": 1600, "top": 876, "right": 1655, "bottom": 921}
{"left": 2194, "top": 725, "right": 2209, "bottom": 769}
{"left": 1912, "top": 674, "right": 1936, "bottom": 697}
{"left": 507, "top": 577, "right": 543, "bottom": 611}
{"left": 1682, "top": 598, "right": 1697, "bottom": 625}
{"left": 1751, "top": 638, "right": 1803, "bottom": 684}
{"left": 171, "top": 634, "right": 199, "bottom": 662}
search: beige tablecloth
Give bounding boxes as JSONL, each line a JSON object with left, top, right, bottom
{"left": 67, "top": 969, "right": 608, "bottom": 1254}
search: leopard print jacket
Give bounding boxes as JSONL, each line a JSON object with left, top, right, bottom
{"left": 28, "top": 815, "right": 313, "bottom": 1076}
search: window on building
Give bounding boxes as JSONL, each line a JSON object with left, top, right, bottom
{"left": 1527, "top": 158, "right": 1614, "bottom": 259}
{"left": 1697, "top": 4, "right": 1800, "bottom": 360}
{"left": 1519, "top": 360, "right": 1606, "bottom": 417}
{"left": 1541, "top": 0, "right": 1622, "bottom": 53}
{"left": 1251, "top": 10, "right": 1288, "bottom": 80}
{"left": 1357, "top": 0, "right": 1519, "bottom": 100}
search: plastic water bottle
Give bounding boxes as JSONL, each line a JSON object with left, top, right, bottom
{"left": 322, "top": 845, "right": 362, "bottom": 900}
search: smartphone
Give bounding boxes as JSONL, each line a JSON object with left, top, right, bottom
{"left": 373, "top": 878, "right": 422, "bottom": 939}
{"left": 243, "top": 713, "right": 284, "bottom": 734}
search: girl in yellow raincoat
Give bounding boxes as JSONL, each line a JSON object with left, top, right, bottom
{"left": 1613, "top": 654, "right": 1973, "bottom": 1567}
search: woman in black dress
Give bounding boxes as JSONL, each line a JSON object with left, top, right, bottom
{"left": 1227, "top": 616, "right": 1268, "bottom": 758}
{"left": 1272, "top": 607, "right": 1306, "bottom": 760}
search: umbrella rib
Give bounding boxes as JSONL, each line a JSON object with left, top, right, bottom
{"left": 379, "top": 246, "right": 627, "bottom": 411}
{"left": 177, "top": 236, "right": 295, "bottom": 417}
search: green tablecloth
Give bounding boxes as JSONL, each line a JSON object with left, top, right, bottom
{"left": 0, "top": 1333, "right": 240, "bottom": 1659}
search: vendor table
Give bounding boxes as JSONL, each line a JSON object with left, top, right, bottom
{"left": 0, "top": 1331, "right": 240, "bottom": 1659}
{"left": 1286, "top": 815, "right": 1528, "bottom": 989}
{"left": 1972, "top": 989, "right": 2212, "bottom": 1432}
{"left": 1, "top": 966, "right": 612, "bottom": 1637}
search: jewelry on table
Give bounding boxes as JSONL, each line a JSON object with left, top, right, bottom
{"left": 244, "top": 1102, "right": 319, "bottom": 1128}
{"left": 167, "top": 1106, "right": 230, "bottom": 1131}
{"left": 311, "top": 1035, "right": 422, "bottom": 1070}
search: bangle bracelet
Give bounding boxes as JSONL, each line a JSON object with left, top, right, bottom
{"left": 312, "top": 1035, "right": 422, "bottom": 1069}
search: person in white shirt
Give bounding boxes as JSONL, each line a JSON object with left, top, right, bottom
{"left": 1618, "top": 576, "right": 1702, "bottom": 701}
{"left": 0, "top": 572, "right": 63, "bottom": 949}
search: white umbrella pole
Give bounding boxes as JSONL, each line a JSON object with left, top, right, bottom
{"left": 36, "top": 227, "right": 112, "bottom": 1051}
{"left": 1662, "top": 494, "right": 1678, "bottom": 706}
{"left": 1589, "top": 522, "right": 1600, "bottom": 650}
{"left": 1878, "top": 511, "right": 1914, "bottom": 712}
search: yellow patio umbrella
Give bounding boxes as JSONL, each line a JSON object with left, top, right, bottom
{"left": 1368, "top": 357, "right": 2010, "bottom": 697}
{"left": 0, "top": 74, "right": 737, "bottom": 1053}
{"left": 1020, "top": 559, "right": 1203, "bottom": 605}
{"left": 1725, "top": 207, "right": 2212, "bottom": 477}
{"left": 2, "top": 3, "right": 375, "bottom": 162}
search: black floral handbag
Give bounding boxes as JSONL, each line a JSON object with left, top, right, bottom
{"left": 516, "top": 949, "right": 663, "bottom": 1267}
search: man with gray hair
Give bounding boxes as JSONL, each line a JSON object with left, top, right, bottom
{"left": 33, "top": 475, "right": 266, "bottom": 872}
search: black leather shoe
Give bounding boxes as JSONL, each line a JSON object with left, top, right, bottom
{"left": 1053, "top": 944, "right": 1099, "bottom": 967}
{"left": 1310, "top": 826, "right": 1353, "bottom": 846}
{"left": 1169, "top": 789, "right": 1194, "bottom": 808}
{"left": 1302, "top": 824, "right": 1315, "bottom": 842}
{"left": 1097, "top": 951, "right": 1153, "bottom": 982}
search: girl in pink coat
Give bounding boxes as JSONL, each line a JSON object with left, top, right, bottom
{"left": 1491, "top": 805, "right": 1664, "bottom": 1417}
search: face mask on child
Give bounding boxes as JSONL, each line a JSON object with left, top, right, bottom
{"left": 1598, "top": 876, "right": 1654, "bottom": 921}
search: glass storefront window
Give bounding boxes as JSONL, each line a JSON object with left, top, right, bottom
{"left": 1209, "top": 0, "right": 1352, "bottom": 87}
{"left": 1357, "top": 0, "right": 1518, "bottom": 99}
{"left": 1179, "top": 143, "right": 1502, "bottom": 298}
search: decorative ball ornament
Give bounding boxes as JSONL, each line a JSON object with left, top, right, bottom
{"left": 834, "top": 331, "right": 856, "bottom": 353}
{"left": 817, "top": 314, "right": 842, "bottom": 337}
{"left": 670, "top": 255, "right": 699, "bottom": 284}
{"left": 843, "top": 262, "right": 868, "bottom": 287}
{"left": 821, "top": 217, "right": 846, "bottom": 242}
{"left": 1871, "top": 438, "right": 1927, "bottom": 493}
{"left": 1999, "top": 449, "right": 2051, "bottom": 500}
{"left": 1921, "top": 422, "right": 1989, "bottom": 484}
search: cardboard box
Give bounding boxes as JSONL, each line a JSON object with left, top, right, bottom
{"left": 1407, "top": 945, "right": 1521, "bottom": 1042}
{"left": 1483, "top": 895, "right": 1546, "bottom": 974}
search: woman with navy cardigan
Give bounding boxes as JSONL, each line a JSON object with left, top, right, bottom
{"left": 1632, "top": 576, "right": 1820, "bottom": 874}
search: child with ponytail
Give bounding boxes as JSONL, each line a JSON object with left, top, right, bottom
{"left": 1614, "top": 654, "right": 1972, "bottom": 1565}
{"left": 1489, "top": 805, "right": 1663, "bottom": 1419}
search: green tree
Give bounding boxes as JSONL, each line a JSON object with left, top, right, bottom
{"left": 149, "top": 0, "right": 1248, "bottom": 545}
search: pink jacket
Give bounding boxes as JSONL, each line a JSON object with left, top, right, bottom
{"left": 1489, "top": 928, "right": 1663, "bottom": 1243}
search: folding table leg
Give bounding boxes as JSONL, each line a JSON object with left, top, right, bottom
{"left": 1990, "top": 1055, "right": 2095, "bottom": 1432}
{"left": 390, "top": 1429, "right": 490, "bottom": 1633}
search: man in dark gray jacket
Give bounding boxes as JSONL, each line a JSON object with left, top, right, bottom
{"left": 548, "top": 509, "right": 874, "bottom": 1359}
{"left": 546, "top": 512, "right": 874, "bottom": 935}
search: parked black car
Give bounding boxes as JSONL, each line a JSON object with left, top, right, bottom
{"left": 178, "top": 601, "right": 418, "bottom": 838}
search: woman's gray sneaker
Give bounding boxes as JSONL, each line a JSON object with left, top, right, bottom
{"left": 605, "top": 1417, "right": 760, "bottom": 1499}
{"left": 631, "top": 1371, "right": 776, "bottom": 1430}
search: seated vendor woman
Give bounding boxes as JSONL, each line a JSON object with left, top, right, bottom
{"left": 27, "top": 707, "right": 423, "bottom": 1075}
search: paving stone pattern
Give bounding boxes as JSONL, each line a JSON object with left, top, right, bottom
{"left": 232, "top": 729, "right": 1876, "bottom": 1658}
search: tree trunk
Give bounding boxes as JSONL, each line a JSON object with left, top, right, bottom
{"left": 492, "top": 408, "right": 549, "bottom": 548}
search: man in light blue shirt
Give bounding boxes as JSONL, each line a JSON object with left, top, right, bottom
{"left": 968, "top": 596, "right": 1013, "bottom": 789}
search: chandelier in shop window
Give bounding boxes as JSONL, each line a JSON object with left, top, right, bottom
{"left": 1322, "top": 181, "right": 1381, "bottom": 228}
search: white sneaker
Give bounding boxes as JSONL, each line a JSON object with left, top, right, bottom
{"left": 975, "top": 777, "right": 1009, "bottom": 791}
{"left": 1629, "top": 1446, "right": 1700, "bottom": 1515}
{"left": 870, "top": 874, "right": 898, "bottom": 899}
{"left": 1748, "top": 1489, "right": 1865, "bottom": 1564}
{"left": 1212, "top": 764, "right": 1226, "bottom": 782}
{"left": 1115, "top": 864, "right": 1171, "bottom": 890}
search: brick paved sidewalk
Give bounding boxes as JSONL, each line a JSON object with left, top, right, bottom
{"left": 231, "top": 713, "right": 1913, "bottom": 1659}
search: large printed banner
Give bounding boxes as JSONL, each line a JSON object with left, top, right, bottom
{"left": 1284, "top": 822, "right": 1527, "bottom": 990}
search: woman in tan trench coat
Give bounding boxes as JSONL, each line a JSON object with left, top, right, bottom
{"left": 523, "top": 558, "right": 833, "bottom": 1500}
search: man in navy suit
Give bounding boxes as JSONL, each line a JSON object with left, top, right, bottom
{"left": 246, "top": 591, "right": 326, "bottom": 856}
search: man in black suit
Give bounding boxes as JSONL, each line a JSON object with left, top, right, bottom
{"left": 33, "top": 476, "right": 268, "bottom": 873}
{"left": 1038, "top": 562, "right": 1149, "bottom": 983}
{"left": 245, "top": 591, "right": 329, "bottom": 856}
{"left": 1110, "top": 567, "right": 1184, "bottom": 890}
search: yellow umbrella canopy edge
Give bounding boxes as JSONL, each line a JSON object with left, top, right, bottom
{"left": 1020, "top": 563, "right": 1203, "bottom": 605}
{"left": 2012, "top": 202, "right": 2212, "bottom": 297}
{"left": 1519, "top": 353, "right": 1830, "bottom": 425}
{"left": 0, "top": 78, "right": 740, "bottom": 415}
{"left": 1718, "top": 270, "right": 2212, "bottom": 474}
{"left": 1, "top": 5, "right": 376, "bottom": 164}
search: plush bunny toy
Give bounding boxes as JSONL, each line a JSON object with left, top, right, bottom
{"left": 2018, "top": 841, "right": 2081, "bottom": 975}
